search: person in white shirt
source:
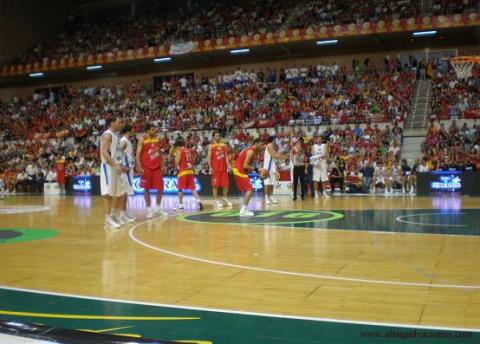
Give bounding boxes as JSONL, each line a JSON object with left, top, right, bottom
{"left": 300, "top": 65, "right": 308, "bottom": 82}
{"left": 392, "top": 161, "right": 402, "bottom": 192}
{"left": 179, "top": 76, "right": 188, "bottom": 88}
{"left": 310, "top": 136, "right": 330, "bottom": 198}
{"left": 100, "top": 116, "right": 124, "bottom": 229}
{"left": 263, "top": 136, "right": 287, "bottom": 205}
{"left": 118, "top": 124, "right": 136, "bottom": 224}
{"left": 372, "top": 161, "right": 385, "bottom": 194}
{"left": 45, "top": 168, "right": 57, "bottom": 183}
{"left": 0, "top": 176, "right": 5, "bottom": 194}
{"left": 26, "top": 161, "right": 38, "bottom": 192}
{"left": 16, "top": 169, "right": 29, "bottom": 193}
{"left": 285, "top": 68, "right": 293, "bottom": 81}
{"left": 388, "top": 140, "right": 401, "bottom": 161}
{"left": 383, "top": 163, "right": 394, "bottom": 195}
{"left": 418, "top": 158, "right": 430, "bottom": 173}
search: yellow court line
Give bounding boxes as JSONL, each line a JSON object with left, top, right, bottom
{"left": 79, "top": 325, "right": 134, "bottom": 333}
{"left": 0, "top": 310, "right": 199, "bottom": 321}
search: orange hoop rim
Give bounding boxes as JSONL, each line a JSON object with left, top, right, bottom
{"left": 450, "top": 56, "right": 480, "bottom": 64}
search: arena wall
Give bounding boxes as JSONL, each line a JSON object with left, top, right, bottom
{"left": 0, "top": 1, "right": 72, "bottom": 65}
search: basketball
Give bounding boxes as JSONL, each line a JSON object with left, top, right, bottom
{"left": 258, "top": 168, "right": 269, "bottom": 179}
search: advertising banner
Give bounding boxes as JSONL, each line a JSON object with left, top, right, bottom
{"left": 66, "top": 174, "right": 264, "bottom": 196}
{"left": 417, "top": 171, "right": 480, "bottom": 196}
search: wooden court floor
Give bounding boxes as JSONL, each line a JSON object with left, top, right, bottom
{"left": 1, "top": 194, "right": 480, "bottom": 337}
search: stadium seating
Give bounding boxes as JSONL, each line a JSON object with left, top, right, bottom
{"left": 421, "top": 120, "right": 480, "bottom": 171}
{"left": 0, "top": 61, "right": 415, "bottom": 190}
{"left": 2, "top": 0, "right": 478, "bottom": 69}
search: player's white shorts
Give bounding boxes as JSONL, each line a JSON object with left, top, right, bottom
{"left": 263, "top": 166, "right": 278, "bottom": 186}
{"left": 313, "top": 161, "right": 328, "bottom": 182}
{"left": 100, "top": 163, "right": 124, "bottom": 197}
{"left": 121, "top": 170, "right": 134, "bottom": 195}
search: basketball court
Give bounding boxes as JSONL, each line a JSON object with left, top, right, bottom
{"left": 1, "top": 194, "right": 480, "bottom": 343}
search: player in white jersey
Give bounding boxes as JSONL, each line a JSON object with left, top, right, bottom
{"left": 100, "top": 116, "right": 124, "bottom": 229}
{"left": 263, "top": 136, "right": 287, "bottom": 205}
{"left": 118, "top": 124, "right": 136, "bottom": 224}
{"left": 310, "top": 136, "right": 330, "bottom": 198}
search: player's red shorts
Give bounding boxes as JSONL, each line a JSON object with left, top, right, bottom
{"left": 234, "top": 174, "right": 253, "bottom": 192}
{"left": 177, "top": 175, "right": 195, "bottom": 191}
{"left": 211, "top": 171, "right": 229, "bottom": 188}
{"left": 141, "top": 168, "right": 164, "bottom": 191}
{"left": 56, "top": 173, "right": 65, "bottom": 185}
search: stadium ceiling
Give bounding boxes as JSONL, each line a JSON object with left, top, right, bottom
{"left": 0, "top": 26, "right": 478, "bottom": 88}
{"left": 75, "top": 0, "right": 159, "bottom": 7}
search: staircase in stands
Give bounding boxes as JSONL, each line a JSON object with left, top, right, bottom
{"left": 402, "top": 79, "right": 432, "bottom": 162}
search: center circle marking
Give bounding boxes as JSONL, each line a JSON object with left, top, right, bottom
{"left": 177, "top": 210, "right": 344, "bottom": 226}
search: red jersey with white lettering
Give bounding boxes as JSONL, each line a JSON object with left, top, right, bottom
{"left": 141, "top": 136, "right": 162, "bottom": 170}
{"left": 177, "top": 147, "right": 195, "bottom": 190}
{"left": 210, "top": 144, "right": 228, "bottom": 172}
{"left": 178, "top": 147, "right": 194, "bottom": 173}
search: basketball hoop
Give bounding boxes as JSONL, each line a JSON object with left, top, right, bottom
{"left": 450, "top": 56, "right": 480, "bottom": 79}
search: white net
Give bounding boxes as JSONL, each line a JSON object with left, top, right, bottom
{"left": 451, "top": 60, "right": 474, "bottom": 79}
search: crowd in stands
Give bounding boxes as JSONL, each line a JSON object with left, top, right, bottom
{"left": 9, "top": 3, "right": 192, "bottom": 66}
{"left": 4, "top": 117, "right": 477, "bottom": 196}
{"left": 431, "top": 0, "right": 480, "bottom": 15}
{"left": 422, "top": 120, "right": 480, "bottom": 172}
{"left": 430, "top": 65, "right": 480, "bottom": 120}
{"left": 0, "top": 60, "right": 416, "bottom": 142}
{"left": 167, "top": 0, "right": 296, "bottom": 43}
{"left": 1, "top": 117, "right": 478, "bottom": 196}
{"left": 286, "top": 0, "right": 416, "bottom": 29}
{"left": 0, "top": 119, "right": 407, "bottom": 194}
{"left": 0, "top": 54, "right": 478, "bottom": 195}
{"left": 4, "top": 0, "right": 478, "bottom": 69}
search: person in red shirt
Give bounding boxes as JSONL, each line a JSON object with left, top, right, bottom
{"left": 208, "top": 131, "right": 232, "bottom": 208}
{"left": 54, "top": 154, "right": 66, "bottom": 194}
{"left": 233, "top": 138, "right": 265, "bottom": 217}
{"left": 136, "top": 123, "right": 166, "bottom": 219}
{"left": 174, "top": 137, "right": 204, "bottom": 211}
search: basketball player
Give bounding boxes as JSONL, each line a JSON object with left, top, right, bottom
{"left": 208, "top": 131, "right": 232, "bottom": 208}
{"left": 233, "top": 138, "right": 264, "bottom": 217}
{"left": 263, "top": 135, "right": 286, "bottom": 205}
{"left": 136, "top": 123, "right": 167, "bottom": 219}
{"left": 311, "top": 136, "right": 330, "bottom": 198}
{"left": 100, "top": 116, "right": 124, "bottom": 229}
{"left": 118, "top": 124, "right": 136, "bottom": 223}
{"left": 174, "top": 137, "right": 204, "bottom": 211}
{"left": 54, "top": 153, "right": 66, "bottom": 194}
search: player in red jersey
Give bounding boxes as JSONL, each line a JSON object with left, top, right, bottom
{"left": 174, "top": 137, "right": 204, "bottom": 211}
{"left": 233, "top": 138, "right": 264, "bottom": 217}
{"left": 136, "top": 123, "right": 166, "bottom": 219}
{"left": 208, "top": 131, "right": 232, "bottom": 208}
{"left": 54, "top": 154, "right": 66, "bottom": 194}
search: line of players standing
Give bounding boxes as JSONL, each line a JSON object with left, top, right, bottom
{"left": 99, "top": 117, "right": 276, "bottom": 229}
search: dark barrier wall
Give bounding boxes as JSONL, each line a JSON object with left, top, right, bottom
{"left": 66, "top": 174, "right": 264, "bottom": 196}
{"left": 417, "top": 171, "right": 480, "bottom": 196}
{"left": 0, "top": 318, "right": 177, "bottom": 344}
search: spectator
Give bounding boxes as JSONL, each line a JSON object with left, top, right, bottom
{"left": 45, "top": 167, "right": 57, "bottom": 183}
{"left": 329, "top": 161, "right": 344, "bottom": 194}
{"left": 400, "top": 159, "right": 411, "bottom": 193}
{"left": 360, "top": 160, "right": 374, "bottom": 193}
